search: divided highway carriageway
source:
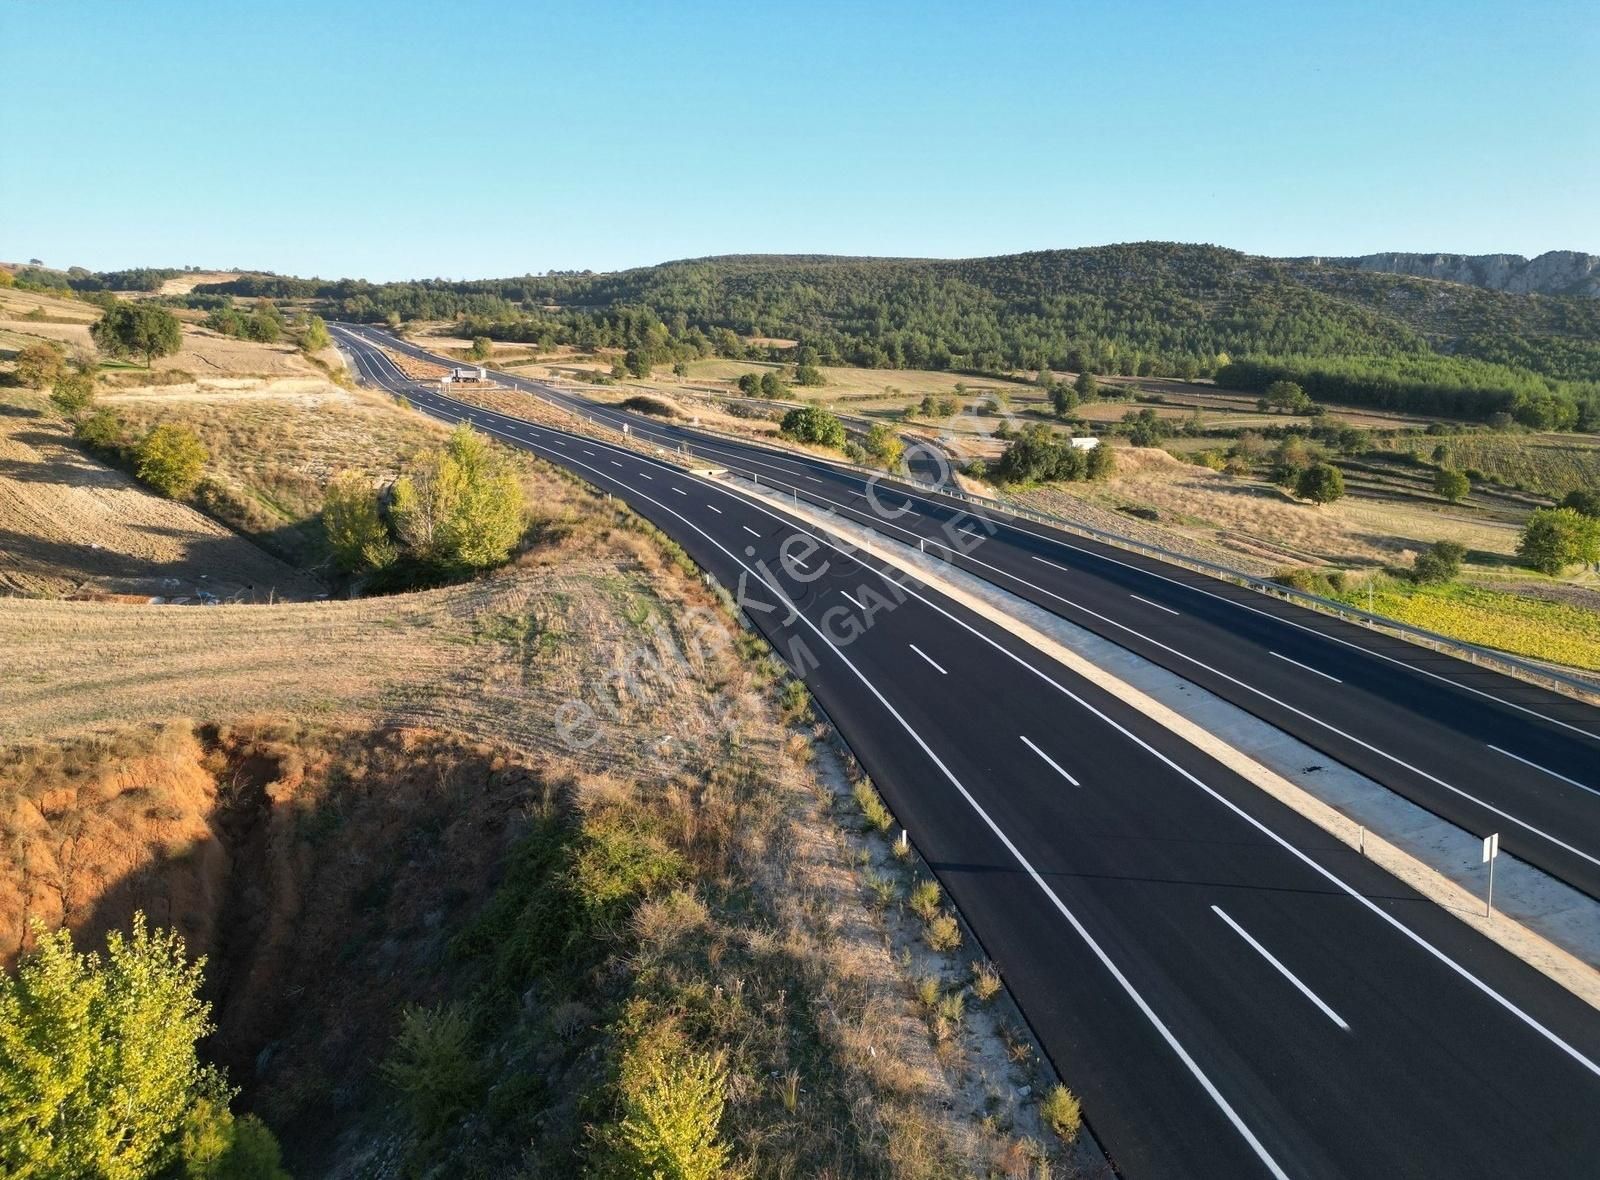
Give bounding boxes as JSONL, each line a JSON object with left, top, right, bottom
{"left": 334, "top": 324, "right": 1600, "bottom": 1180}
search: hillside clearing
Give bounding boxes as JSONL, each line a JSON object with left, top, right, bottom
{"left": 0, "top": 390, "right": 319, "bottom": 600}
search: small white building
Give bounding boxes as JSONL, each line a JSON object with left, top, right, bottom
{"left": 1068, "top": 436, "right": 1100, "bottom": 450}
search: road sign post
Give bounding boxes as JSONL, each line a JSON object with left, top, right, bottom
{"left": 1481, "top": 833, "right": 1500, "bottom": 916}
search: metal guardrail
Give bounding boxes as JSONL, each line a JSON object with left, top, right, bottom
{"left": 457, "top": 359, "right": 1600, "bottom": 706}
{"left": 610, "top": 414, "right": 1600, "bottom": 705}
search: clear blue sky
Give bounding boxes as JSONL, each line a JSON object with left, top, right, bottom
{"left": 3, "top": 0, "right": 1595, "bottom": 281}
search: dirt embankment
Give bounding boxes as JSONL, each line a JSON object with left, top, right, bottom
{"left": 0, "top": 720, "right": 551, "bottom": 1112}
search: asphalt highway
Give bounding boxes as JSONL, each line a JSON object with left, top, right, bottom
{"left": 353, "top": 325, "right": 1600, "bottom": 901}
{"left": 334, "top": 325, "right": 1600, "bottom": 1180}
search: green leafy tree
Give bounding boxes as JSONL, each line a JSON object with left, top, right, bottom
{"left": 794, "top": 363, "right": 825, "bottom": 386}
{"left": 247, "top": 303, "right": 282, "bottom": 344}
{"left": 1433, "top": 468, "right": 1470, "bottom": 503}
{"left": 0, "top": 914, "right": 259, "bottom": 1180}
{"left": 50, "top": 372, "right": 96, "bottom": 416}
{"left": 92, "top": 302, "right": 182, "bottom": 367}
{"left": 625, "top": 349, "right": 651, "bottom": 378}
{"left": 780, "top": 405, "right": 846, "bottom": 448}
{"left": 391, "top": 424, "right": 525, "bottom": 570}
{"left": 1050, "top": 383, "right": 1079, "bottom": 417}
{"left": 1295, "top": 462, "right": 1345, "bottom": 504}
{"left": 469, "top": 335, "right": 493, "bottom": 361}
{"left": 15, "top": 341, "right": 66, "bottom": 389}
{"left": 301, "top": 315, "right": 332, "bottom": 353}
{"left": 1266, "top": 379, "right": 1313, "bottom": 413}
{"left": 606, "top": 1049, "right": 731, "bottom": 1180}
{"left": 1073, "top": 371, "right": 1098, "bottom": 402}
{"left": 863, "top": 422, "right": 904, "bottom": 470}
{"left": 1518, "top": 507, "right": 1600, "bottom": 575}
{"left": 736, "top": 372, "right": 762, "bottom": 397}
{"left": 135, "top": 423, "right": 207, "bottom": 497}
{"left": 758, "top": 370, "right": 789, "bottom": 398}
{"left": 322, "top": 470, "right": 397, "bottom": 572}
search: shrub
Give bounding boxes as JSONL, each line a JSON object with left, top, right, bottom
{"left": 14, "top": 340, "right": 65, "bottom": 388}
{"left": 925, "top": 913, "right": 961, "bottom": 951}
{"left": 908, "top": 879, "right": 942, "bottom": 922}
{"left": 380, "top": 1002, "right": 481, "bottom": 1134}
{"left": 300, "top": 314, "right": 332, "bottom": 353}
{"left": 971, "top": 960, "right": 1002, "bottom": 1002}
{"left": 759, "top": 370, "right": 789, "bottom": 397}
{"left": 74, "top": 407, "right": 127, "bottom": 454}
{"left": 179, "top": 1098, "right": 289, "bottom": 1179}
{"left": 469, "top": 334, "right": 492, "bottom": 360}
{"left": 853, "top": 779, "right": 894, "bottom": 833}
{"left": 1295, "top": 462, "right": 1345, "bottom": 504}
{"left": 606, "top": 1048, "right": 732, "bottom": 1180}
{"left": 49, "top": 371, "right": 96, "bottom": 415}
{"left": 795, "top": 362, "right": 825, "bottom": 386}
{"left": 620, "top": 395, "right": 677, "bottom": 417}
{"left": 864, "top": 422, "right": 904, "bottom": 469}
{"left": 1559, "top": 488, "right": 1600, "bottom": 518}
{"left": 323, "top": 469, "right": 396, "bottom": 572}
{"left": 1040, "top": 1084, "right": 1083, "bottom": 1143}
{"left": 392, "top": 423, "right": 525, "bottom": 570}
{"left": 135, "top": 423, "right": 208, "bottom": 497}
{"left": 1412, "top": 540, "right": 1466, "bottom": 584}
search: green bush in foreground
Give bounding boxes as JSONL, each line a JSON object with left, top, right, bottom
{"left": 0, "top": 913, "right": 286, "bottom": 1179}
{"left": 602, "top": 1048, "right": 731, "bottom": 1180}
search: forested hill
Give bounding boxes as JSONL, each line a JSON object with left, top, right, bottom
{"left": 191, "top": 242, "right": 1600, "bottom": 428}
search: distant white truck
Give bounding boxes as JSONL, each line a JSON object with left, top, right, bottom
{"left": 441, "top": 365, "right": 487, "bottom": 387}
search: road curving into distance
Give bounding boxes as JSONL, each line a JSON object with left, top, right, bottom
{"left": 333, "top": 324, "right": 1600, "bottom": 1180}
{"left": 353, "top": 325, "right": 1600, "bottom": 903}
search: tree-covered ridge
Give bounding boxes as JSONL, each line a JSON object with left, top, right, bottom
{"left": 191, "top": 243, "right": 1600, "bottom": 426}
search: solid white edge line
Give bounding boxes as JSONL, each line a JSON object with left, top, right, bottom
{"left": 1270, "top": 651, "right": 1343, "bottom": 684}
{"left": 1212, "top": 906, "right": 1351, "bottom": 1031}
{"left": 775, "top": 477, "right": 1600, "bottom": 869}
{"left": 1130, "top": 593, "right": 1180, "bottom": 616}
{"left": 907, "top": 643, "right": 947, "bottom": 675}
{"left": 1488, "top": 745, "right": 1600, "bottom": 800}
{"left": 341, "top": 324, "right": 1600, "bottom": 1091}
{"left": 1021, "top": 734, "right": 1081, "bottom": 786}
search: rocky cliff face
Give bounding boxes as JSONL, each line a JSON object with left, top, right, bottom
{"left": 1328, "top": 251, "right": 1600, "bottom": 297}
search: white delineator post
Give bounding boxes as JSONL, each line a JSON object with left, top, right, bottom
{"left": 1482, "top": 832, "right": 1500, "bottom": 916}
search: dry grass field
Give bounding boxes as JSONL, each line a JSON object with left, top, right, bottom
{"left": 1009, "top": 446, "right": 1525, "bottom": 572}
{"left": 0, "top": 389, "right": 319, "bottom": 600}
